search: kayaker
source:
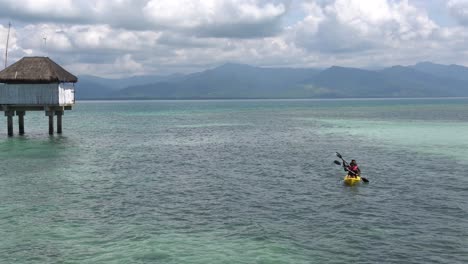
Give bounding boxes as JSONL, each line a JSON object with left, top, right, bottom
{"left": 345, "top": 160, "right": 361, "bottom": 178}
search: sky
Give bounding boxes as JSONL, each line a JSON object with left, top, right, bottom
{"left": 1, "top": 0, "right": 468, "bottom": 78}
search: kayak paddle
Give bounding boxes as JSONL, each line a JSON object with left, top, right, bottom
{"left": 335, "top": 152, "right": 369, "bottom": 183}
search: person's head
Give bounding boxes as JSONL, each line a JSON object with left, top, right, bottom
{"left": 350, "top": 160, "right": 357, "bottom": 165}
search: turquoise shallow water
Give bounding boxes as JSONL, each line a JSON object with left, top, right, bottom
{"left": 1, "top": 98, "right": 468, "bottom": 263}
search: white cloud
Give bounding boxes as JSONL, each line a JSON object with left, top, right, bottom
{"left": 143, "top": 0, "right": 287, "bottom": 37}
{"left": 3, "top": 0, "right": 468, "bottom": 76}
{"left": 143, "top": 0, "right": 285, "bottom": 26}
{"left": 113, "top": 54, "right": 144, "bottom": 74}
{"left": 292, "top": 0, "right": 438, "bottom": 53}
{"left": 448, "top": 0, "right": 468, "bottom": 25}
{"left": 0, "top": 0, "right": 288, "bottom": 37}
{"left": 0, "top": 0, "right": 79, "bottom": 21}
{"left": 16, "top": 24, "right": 160, "bottom": 53}
{"left": 66, "top": 54, "right": 144, "bottom": 78}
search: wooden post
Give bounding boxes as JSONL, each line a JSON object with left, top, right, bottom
{"left": 55, "top": 111, "right": 63, "bottom": 134}
{"left": 8, "top": 116, "right": 13, "bottom": 136}
{"left": 49, "top": 115, "right": 54, "bottom": 135}
{"left": 5, "top": 110, "right": 15, "bottom": 137}
{"left": 46, "top": 110, "right": 54, "bottom": 135}
{"left": 17, "top": 111, "right": 25, "bottom": 135}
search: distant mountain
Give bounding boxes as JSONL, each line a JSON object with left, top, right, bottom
{"left": 76, "top": 73, "right": 187, "bottom": 99}
{"left": 74, "top": 79, "right": 114, "bottom": 99}
{"left": 380, "top": 65, "right": 468, "bottom": 97}
{"left": 114, "top": 63, "right": 321, "bottom": 99}
{"left": 75, "top": 62, "right": 468, "bottom": 99}
{"left": 78, "top": 74, "right": 185, "bottom": 90}
{"left": 309, "top": 66, "right": 398, "bottom": 97}
{"left": 411, "top": 62, "right": 468, "bottom": 82}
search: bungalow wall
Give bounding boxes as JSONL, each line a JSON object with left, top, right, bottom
{"left": 0, "top": 83, "right": 75, "bottom": 105}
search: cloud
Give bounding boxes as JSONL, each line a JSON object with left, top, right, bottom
{"left": 0, "top": 0, "right": 79, "bottom": 23}
{"left": 0, "top": 0, "right": 289, "bottom": 38}
{"left": 448, "top": 0, "right": 468, "bottom": 26}
{"left": 142, "top": 0, "right": 287, "bottom": 38}
{"left": 2, "top": 0, "right": 468, "bottom": 77}
{"left": 0, "top": 0, "right": 147, "bottom": 26}
{"left": 292, "top": 0, "right": 438, "bottom": 53}
{"left": 0, "top": 0, "right": 293, "bottom": 75}
{"left": 66, "top": 54, "right": 144, "bottom": 78}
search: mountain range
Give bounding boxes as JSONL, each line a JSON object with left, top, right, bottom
{"left": 75, "top": 62, "right": 468, "bottom": 99}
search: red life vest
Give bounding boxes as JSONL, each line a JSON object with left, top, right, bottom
{"left": 349, "top": 165, "right": 359, "bottom": 172}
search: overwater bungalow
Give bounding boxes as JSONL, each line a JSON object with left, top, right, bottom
{"left": 0, "top": 57, "right": 77, "bottom": 136}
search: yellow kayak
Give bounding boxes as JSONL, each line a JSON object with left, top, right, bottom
{"left": 343, "top": 175, "right": 361, "bottom": 186}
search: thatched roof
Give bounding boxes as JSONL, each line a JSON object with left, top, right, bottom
{"left": 0, "top": 57, "right": 78, "bottom": 84}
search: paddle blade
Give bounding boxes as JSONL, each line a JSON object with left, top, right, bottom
{"left": 336, "top": 152, "right": 343, "bottom": 159}
{"left": 361, "top": 177, "right": 369, "bottom": 183}
{"left": 334, "top": 160, "right": 341, "bottom": 165}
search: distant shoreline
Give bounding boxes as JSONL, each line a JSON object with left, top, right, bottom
{"left": 76, "top": 96, "right": 468, "bottom": 102}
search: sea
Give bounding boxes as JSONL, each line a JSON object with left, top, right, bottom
{"left": 0, "top": 98, "right": 467, "bottom": 264}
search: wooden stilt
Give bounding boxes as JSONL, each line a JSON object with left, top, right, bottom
{"left": 49, "top": 115, "right": 54, "bottom": 135}
{"left": 17, "top": 111, "right": 25, "bottom": 135}
{"left": 46, "top": 108, "right": 55, "bottom": 135}
{"left": 7, "top": 114, "right": 13, "bottom": 136}
{"left": 4, "top": 110, "right": 15, "bottom": 136}
{"left": 56, "top": 111, "right": 63, "bottom": 134}
{"left": 2, "top": 106, "right": 72, "bottom": 137}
